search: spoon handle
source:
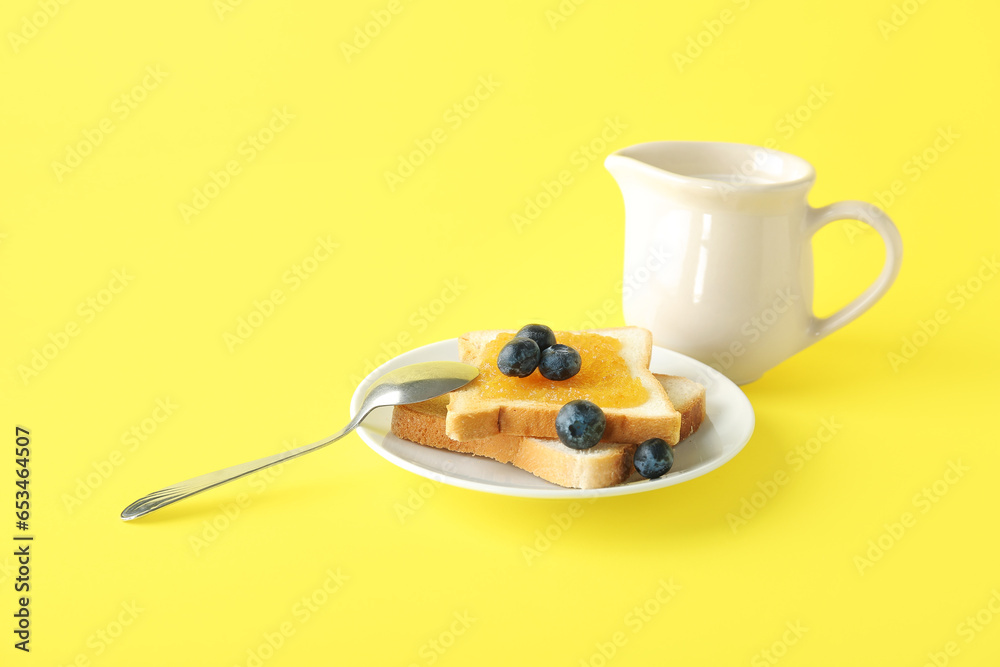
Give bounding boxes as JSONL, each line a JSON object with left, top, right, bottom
{"left": 120, "top": 421, "right": 357, "bottom": 521}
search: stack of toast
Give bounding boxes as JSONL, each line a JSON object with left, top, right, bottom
{"left": 390, "top": 327, "right": 706, "bottom": 489}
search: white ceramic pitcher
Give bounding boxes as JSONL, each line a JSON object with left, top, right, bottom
{"left": 605, "top": 141, "right": 902, "bottom": 384}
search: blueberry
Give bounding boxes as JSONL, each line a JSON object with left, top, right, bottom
{"left": 515, "top": 324, "right": 557, "bottom": 353}
{"left": 555, "top": 400, "right": 606, "bottom": 450}
{"left": 634, "top": 438, "right": 674, "bottom": 479}
{"left": 538, "top": 344, "right": 581, "bottom": 381}
{"left": 497, "top": 337, "right": 540, "bottom": 377}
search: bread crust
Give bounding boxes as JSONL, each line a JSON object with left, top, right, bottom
{"left": 390, "top": 400, "right": 523, "bottom": 462}
{"left": 660, "top": 375, "right": 707, "bottom": 441}
{"left": 445, "top": 328, "right": 681, "bottom": 445}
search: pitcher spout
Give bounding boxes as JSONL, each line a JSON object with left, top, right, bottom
{"left": 604, "top": 148, "right": 678, "bottom": 202}
{"left": 605, "top": 141, "right": 816, "bottom": 197}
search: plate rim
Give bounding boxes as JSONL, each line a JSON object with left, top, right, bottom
{"left": 350, "top": 337, "right": 755, "bottom": 499}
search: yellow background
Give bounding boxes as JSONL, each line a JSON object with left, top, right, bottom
{"left": 3, "top": 0, "right": 998, "bottom": 665}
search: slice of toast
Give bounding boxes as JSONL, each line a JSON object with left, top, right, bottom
{"left": 658, "top": 374, "right": 707, "bottom": 441}
{"left": 445, "top": 327, "right": 682, "bottom": 445}
{"left": 391, "top": 374, "right": 706, "bottom": 489}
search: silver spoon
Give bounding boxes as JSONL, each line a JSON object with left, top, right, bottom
{"left": 120, "top": 361, "right": 478, "bottom": 521}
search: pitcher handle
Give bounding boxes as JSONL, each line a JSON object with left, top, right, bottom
{"left": 804, "top": 201, "right": 903, "bottom": 342}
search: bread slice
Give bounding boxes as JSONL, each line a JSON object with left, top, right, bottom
{"left": 391, "top": 374, "right": 706, "bottom": 489}
{"left": 659, "top": 374, "right": 707, "bottom": 441}
{"left": 445, "top": 327, "right": 682, "bottom": 445}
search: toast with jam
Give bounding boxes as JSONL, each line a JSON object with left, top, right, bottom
{"left": 444, "top": 327, "right": 682, "bottom": 445}
{"left": 390, "top": 374, "right": 706, "bottom": 489}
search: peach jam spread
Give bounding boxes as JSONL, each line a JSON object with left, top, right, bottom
{"left": 475, "top": 332, "right": 648, "bottom": 408}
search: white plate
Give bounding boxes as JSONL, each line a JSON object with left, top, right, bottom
{"left": 350, "top": 339, "right": 755, "bottom": 498}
